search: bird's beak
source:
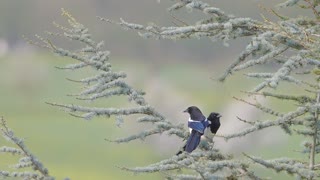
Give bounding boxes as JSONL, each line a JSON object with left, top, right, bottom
{"left": 217, "top": 114, "right": 222, "bottom": 118}
{"left": 183, "top": 109, "right": 188, "bottom": 113}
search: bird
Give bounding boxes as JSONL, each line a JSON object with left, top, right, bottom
{"left": 207, "top": 112, "right": 221, "bottom": 134}
{"left": 176, "top": 106, "right": 221, "bottom": 155}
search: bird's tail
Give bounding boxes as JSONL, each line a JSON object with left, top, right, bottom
{"left": 176, "top": 130, "right": 202, "bottom": 155}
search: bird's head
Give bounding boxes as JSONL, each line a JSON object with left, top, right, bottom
{"left": 183, "top": 106, "right": 202, "bottom": 115}
{"left": 207, "top": 112, "right": 222, "bottom": 121}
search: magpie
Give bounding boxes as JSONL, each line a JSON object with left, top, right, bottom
{"left": 207, "top": 112, "right": 221, "bottom": 134}
{"left": 176, "top": 106, "right": 221, "bottom": 155}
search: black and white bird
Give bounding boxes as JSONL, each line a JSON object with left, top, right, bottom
{"left": 176, "top": 106, "right": 221, "bottom": 155}
{"left": 207, "top": 112, "right": 221, "bottom": 134}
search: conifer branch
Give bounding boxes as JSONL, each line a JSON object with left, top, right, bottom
{"left": 119, "top": 148, "right": 256, "bottom": 179}
{"left": 224, "top": 106, "right": 308, "bottom": 140}
{"left": 29, "top": 9, "right": 187, "bottom": 144}
{"left": 310, "top": 92, "right": 320, "bottom": 169}
{"left": 243, "top": 91, "right": 315, "bottom": 104}
{"left": 244, "top": 153, "right": 317, "bottom": 179}
{"left": 25, "top": 1, "right": 320, "bottom": 179}
{"left": 0, "top": 117, "right": 54, "bottom": 180}
{"left": 233, "top": 96, "right": 283, "bottom": 117}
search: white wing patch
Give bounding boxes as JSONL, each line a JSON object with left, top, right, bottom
{"left": 188, "top": 118, "right": 210, "bottom": 133}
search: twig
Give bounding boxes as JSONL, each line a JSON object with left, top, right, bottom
{"left": 309, "top": 92, "right": 320, "bottom": 169}
{"left": 0, "top": 117, "right": 51, "bottom": 178}
{"left": 304, "top": 0, "right": 320, "bottom": 18}
{"left": 169, "top": 13, "right": 189, "bottom": 26}
{"left": 236, "top": 116, "right": 255, "bottom": 125}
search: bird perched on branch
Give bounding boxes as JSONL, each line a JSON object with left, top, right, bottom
{"left": 176, "top": 106, "right": 221, "bottom": 155}
{"left": 207, "top": 112, "right": 221, "bottom": 134}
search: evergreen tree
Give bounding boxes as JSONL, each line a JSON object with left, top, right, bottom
{"left": 1, "top": 0, "right": 320, "bottom": 179}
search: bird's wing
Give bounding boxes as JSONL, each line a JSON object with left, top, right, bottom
{"left": 188, "top": 121, "right": 205, "bottom": 134}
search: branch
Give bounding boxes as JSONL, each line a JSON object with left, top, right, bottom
{"left": 233, "top": 96, "right": 283, "bottom": 117}
{"left": 119, "top": 150, "right": 252, "bottom": 179}
{"left": 243, "top": 91, "right": 315, "bottom": 104}
{"left": 309, "top": 92, "right": 320, "bottom": 169}
{"left": 28, "top": 9, "right": 186, "bottom": 144}
{"left": 224, "top": 106, "right": 308, "bottom": 140}
{"left": 0, "top": 117, "right": 54, "bottom": 179}
{"left": 244, "top": 153, "right": 317, "bottom": 179}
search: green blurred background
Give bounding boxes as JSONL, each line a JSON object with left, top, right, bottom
{"left": 0, "top": 0, "right": 313, "bottom": 179}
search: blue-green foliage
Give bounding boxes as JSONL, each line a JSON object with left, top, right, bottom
{"left": 26, "top": 6, "right": 257, "bottom": 180}
{"left": 100, "top": 0, "right": 320, "bottom": 179}
{"left": 2, "top": 0, "right": 320, "bottom": 179}
{"left": 0, "top": 117, "right": 54, "bottom": 180}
